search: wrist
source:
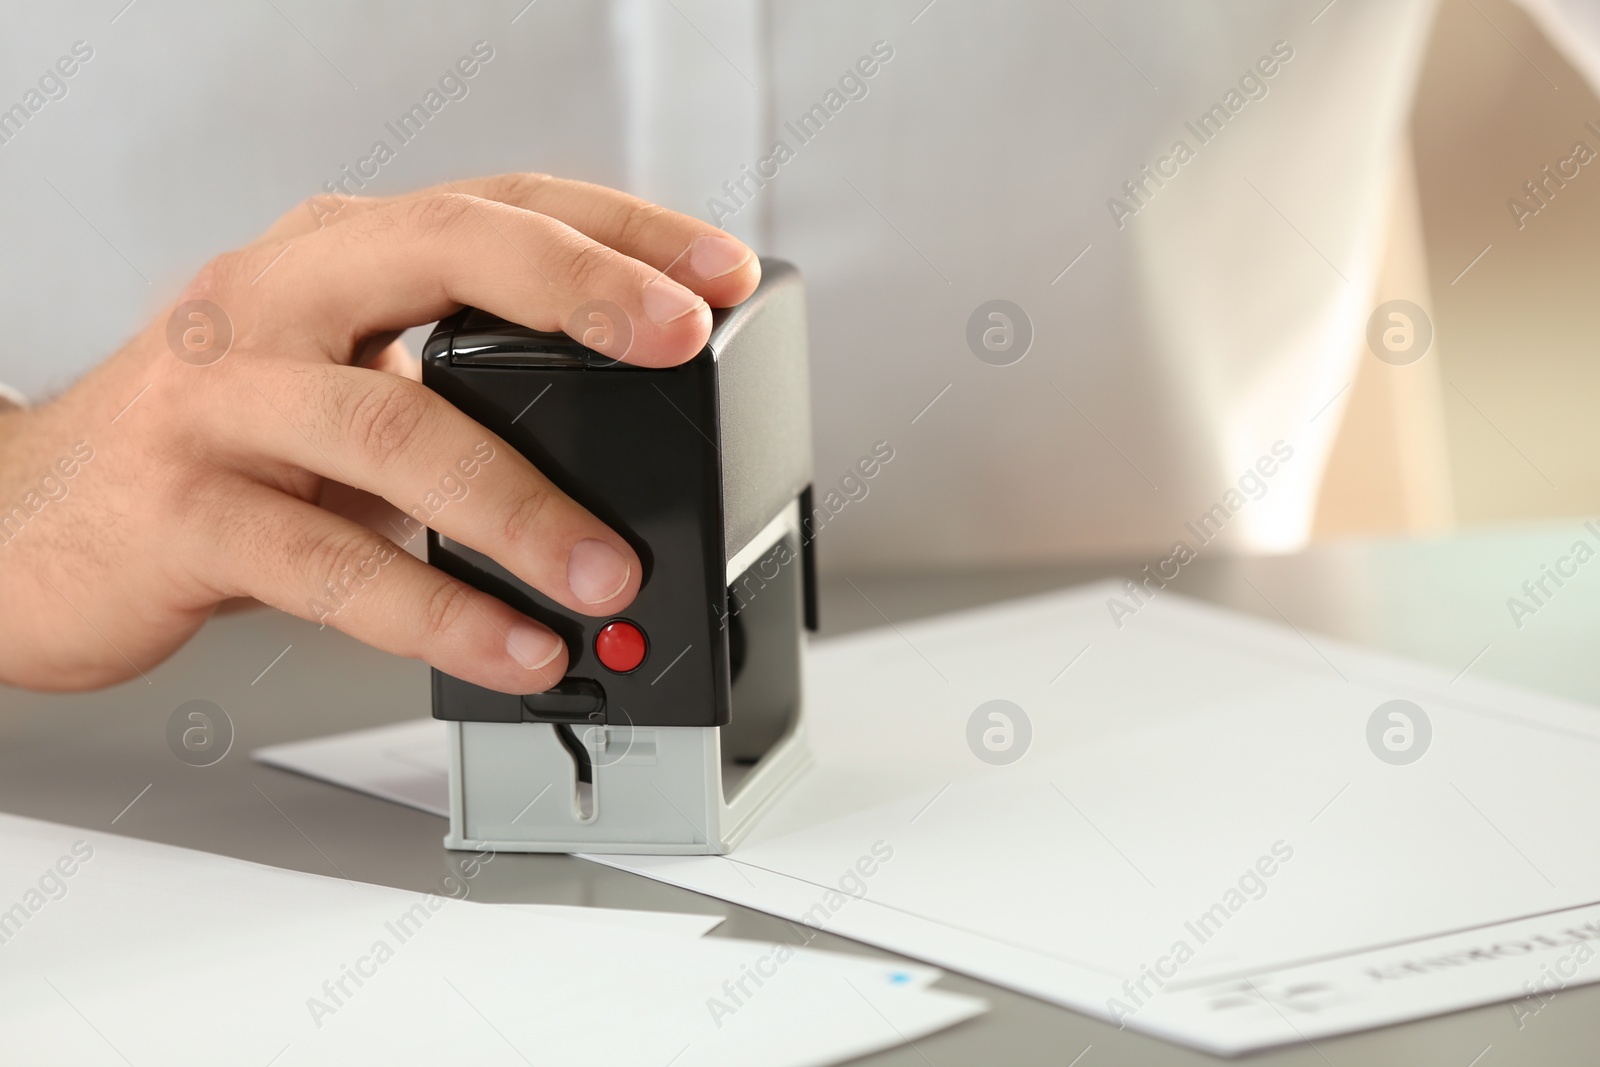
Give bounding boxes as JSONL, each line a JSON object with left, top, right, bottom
{"left": 0, "top": 381, "right": 27, "bottom": 413}
{"left": 0, "top": 403, "right": 48, "bottom": 499}
{"left": 0, "top": 406, "right": 27, "bottom": 457}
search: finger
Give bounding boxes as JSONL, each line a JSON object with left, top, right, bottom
{"left": 253, "top": 193, "right": 376, "bottom": 247}
{"left": 214, "top": 362, "right": 642, "bottom": 617}
{"left": 257, "top": 175, "right": 759, "bottom": 308}
{"left": 209, "top": 483, "right": 569, "bottom": 695}
{"left": 316, "top": 480, "right": 422, "bottom": 557}
{"left": 361, "top": 335, "right": 420, "bottom": 381}
{"left": 440, "top": 174, "right": 759, "bottom": 307}
{"left": 233, "top": 194, "right": 712, "bottom": 367}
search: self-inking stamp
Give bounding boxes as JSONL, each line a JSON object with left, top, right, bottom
{"left": 422, "top": 259, "right": 815, "bottom": 854}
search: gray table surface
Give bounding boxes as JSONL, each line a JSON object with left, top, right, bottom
{"left": 5, "top": 520, "right": 1600, "bottom": 1066}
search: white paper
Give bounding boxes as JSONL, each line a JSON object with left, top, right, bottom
{"left": 258, "top": 718, "right": 450, "bottom": 818}
{"left": 255, "top": 582, "right": 1600, "bottom": 1055}
{"left": 0, "top": 814, "right": 985, "bottom": 1065}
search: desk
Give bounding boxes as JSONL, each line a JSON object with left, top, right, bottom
{"left": 5, "top": 521, "right": 1598, "bottom": 1065}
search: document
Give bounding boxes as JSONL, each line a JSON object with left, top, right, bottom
{"left": 0, "top": 813, "right": 985, "bottom": 1065}
{"left": 256, "top": 582, "right": 1600, "bottom": 1055}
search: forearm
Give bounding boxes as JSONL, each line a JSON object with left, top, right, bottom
{"left": 0, "top": 402, "right": 35, "bottom": 500}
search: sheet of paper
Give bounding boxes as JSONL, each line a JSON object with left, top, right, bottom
{"left": 498, "top": 902, "right": 722, "bottom": 937}
{"left": 259, "top": 716, "right": 454, "bottom": 819}
{"left": 254, "top": 582, "right": 1600, "bottom": 1055}
{"left": 0, "top": 814, "right": 985, "bottom": 1066}
{"left": 258, "top": 718, "right": 450, "bottom": 818}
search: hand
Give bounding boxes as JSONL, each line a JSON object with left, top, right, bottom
{"left": 0, "top": 174, "right": 760, "bottom": 693}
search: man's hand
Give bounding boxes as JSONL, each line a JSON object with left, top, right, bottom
{"left": 0, "top": 174, "right": 760, "bottom": 693}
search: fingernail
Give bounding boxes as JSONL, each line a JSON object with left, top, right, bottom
{"left": 688, "top": 233, "right": 752, "bottom": 280}
{"left": 568, "top": 538, "right": 631, "bottom": 604}
{"left": 506, "top": 623, "right": 563, "bottom": 671}
{"left": 641, "top": 278, "right": 706, "bottom": 325}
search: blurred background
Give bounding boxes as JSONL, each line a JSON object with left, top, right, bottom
{"left": 1408, "top": 0, "right": 1600, "bottom": 535}
{"left": 0, "top": 0, "right": 1595, "bottom": 577}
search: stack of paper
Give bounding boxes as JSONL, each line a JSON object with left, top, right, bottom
{"left": 0, "top": 814, "right": 984, "bottom": 1065}
{"left": 258, "top": 582, "right": 1600, "bottom": 1054}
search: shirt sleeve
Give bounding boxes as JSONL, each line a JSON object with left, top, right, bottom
{"left": 1510, "top": 0, "right": 1600, "bottom": 92}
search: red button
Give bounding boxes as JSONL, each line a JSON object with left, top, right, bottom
{"left": 594, "top": 620, "right": 647, "bottom": 673}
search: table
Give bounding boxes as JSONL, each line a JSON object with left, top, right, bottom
{"left": 5, "top": 520, "right": 1599, "bottom": 1065}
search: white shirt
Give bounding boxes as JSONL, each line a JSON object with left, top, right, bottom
{"left": 0, "top": 1, "right": 1593, "bottom": 569}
